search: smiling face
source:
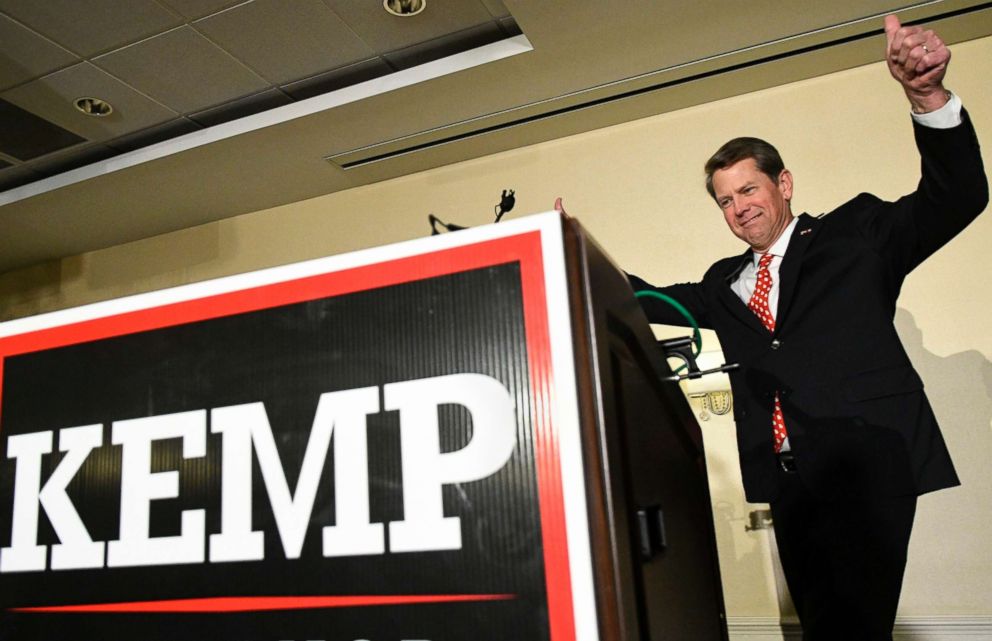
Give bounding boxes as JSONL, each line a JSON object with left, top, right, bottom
{"left": 712, "top": 158, "right": 794, "bottom": 252}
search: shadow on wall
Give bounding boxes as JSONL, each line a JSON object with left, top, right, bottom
{"left": 893, "top": 307, "right": 992, "bottom": 631}
{"left": 894, "top": 307, "right": 992, "bottom": 487}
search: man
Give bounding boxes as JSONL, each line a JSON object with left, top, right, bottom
{"left": 628, "top": 15, "right": 988, "bottom": 640}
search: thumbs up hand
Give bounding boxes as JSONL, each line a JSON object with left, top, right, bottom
{"left": 884, "top": 14, "right": 950, "bottom": 113}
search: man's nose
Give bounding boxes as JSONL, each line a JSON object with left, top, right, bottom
{"left": 733, "top": 197, "right": 749, "bottom": 216}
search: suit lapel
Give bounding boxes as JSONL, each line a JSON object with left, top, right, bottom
{"left": 776, "top": 213, "right": 820, "bottom": 328}
{"left": 720, "top": 249, "right": 768, "bottom": 334}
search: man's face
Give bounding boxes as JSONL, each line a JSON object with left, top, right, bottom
{"left": 712, "top": 158, "right": 794, "bottom": 252}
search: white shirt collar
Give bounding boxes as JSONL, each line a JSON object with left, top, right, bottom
{"left": 752, "top": 216, "right": 798, "bottom": 265}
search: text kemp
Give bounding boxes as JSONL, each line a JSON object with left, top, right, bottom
{"left": 0, "top": 373, "right": 517, "bottom": 573}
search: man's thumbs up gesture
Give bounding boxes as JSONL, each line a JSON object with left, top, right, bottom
{"left": 884, "top": 14, "right": 951, "bottom": 113}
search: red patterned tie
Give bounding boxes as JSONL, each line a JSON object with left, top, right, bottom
{"left": 748, "top": 254, "right": 788, "bottom": 453}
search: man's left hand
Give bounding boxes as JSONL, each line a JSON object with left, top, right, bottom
{"left": 884, "top": 14, "right": 950, "bottom": 113}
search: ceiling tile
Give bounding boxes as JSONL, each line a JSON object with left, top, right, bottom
{"left": 189, "top": 88, "right": 292, "bottom": 127}
{"left": 324, "top": 0, "right": 494, "bottom": 53}
{"left": 0, "top": 14, "right": 79, "bottom": 91}
{"left": 282, "top": 58, "right": 394, "bottom": 100}
{"left": 107, "top": 117, "right": 202, "bottom": 153}
{"left": 157, "top": 0, "right": 242, "bottom": 20}
{"left": 1, "top": 62, "right": 178, "bottom": 141}
{"left": 94, "top": 26, "right": 270, "bottom": 114}
{"left": 0, "top": 0, "right": 182, "bottom": 57}
{"left": 195, "top": 0, "right": 374, "bottom": 85}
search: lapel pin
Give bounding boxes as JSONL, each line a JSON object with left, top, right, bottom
{"left": 800, "top": 228, "right": 811, "bottom": 236}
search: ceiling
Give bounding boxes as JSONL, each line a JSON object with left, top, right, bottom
{"left": 1, "top": 0, "right": 991, "bottom": 273}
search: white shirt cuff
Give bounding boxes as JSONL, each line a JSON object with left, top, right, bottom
{"left": 911, "top": 92, "right": 963, "bottom": 129}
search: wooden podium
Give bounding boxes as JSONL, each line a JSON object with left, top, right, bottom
{"left": 563, "top": 215, "right": 728, "bottom": 640}
{"left": 0, "top": 212, "right": 726, "bottom": 641}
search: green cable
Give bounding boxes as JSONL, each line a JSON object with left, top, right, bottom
{"left": 634, "top": 290, "right": 702, "bottom": 372}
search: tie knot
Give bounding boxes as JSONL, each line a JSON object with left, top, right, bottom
{"left": 758, "top": 253, "right": 774, "bottom": 269}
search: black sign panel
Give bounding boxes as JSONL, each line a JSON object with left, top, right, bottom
{"left": 0, "top": 229, "right": 587, "bottom": 641}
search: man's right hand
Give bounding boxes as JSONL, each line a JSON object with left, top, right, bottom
{"left": 884, "top": 14, "right": 950, "bottom": 113}
{"left": 554, "top": 197, "right": 572, "bottom": 220}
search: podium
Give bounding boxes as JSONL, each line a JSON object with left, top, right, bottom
{"left": 0, "top": 212, "right": 727, "bottom": 640}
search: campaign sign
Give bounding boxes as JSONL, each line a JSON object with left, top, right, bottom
{"left": 0, "top": 213, "right": 596, "bottom": 641}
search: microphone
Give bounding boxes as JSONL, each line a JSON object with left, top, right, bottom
{"left": 427, "top": 188, "right": 516, "bottom": 235}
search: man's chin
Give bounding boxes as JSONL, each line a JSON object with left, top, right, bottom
{"left": 741, "top": 231, "right": 763, "bottom": 247}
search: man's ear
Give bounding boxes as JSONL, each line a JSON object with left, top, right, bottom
{"left": 778, "top": 169, "right": 794, "bottom": 201}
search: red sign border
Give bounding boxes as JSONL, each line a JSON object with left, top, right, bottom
{"left": 0, "top": 230, "right": 577, "bottom": 641}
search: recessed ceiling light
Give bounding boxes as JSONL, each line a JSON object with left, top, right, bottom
{"left": 383, "top": 0, "right": 426, "bottom": 17}
{"left": 74, "top": 97, "right": 114, "bottom": 117}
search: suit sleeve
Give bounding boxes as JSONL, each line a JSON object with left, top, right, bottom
{"left": 861, "top": 108, "right": 989, "bottom": 275}
{"left": 626, "top": 272, "right": 713, "bottom": 330}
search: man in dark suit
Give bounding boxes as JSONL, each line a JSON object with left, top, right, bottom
{"left": 628, "top": 15, "right": 988, "bottom": 640}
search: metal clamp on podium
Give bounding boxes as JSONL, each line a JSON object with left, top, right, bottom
{"left": 658, "top": 336, "right": 739, "bottom": 382}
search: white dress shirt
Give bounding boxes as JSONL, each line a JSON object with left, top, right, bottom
{"left": 911, "top": 91, "right": 962, "bottom": 128}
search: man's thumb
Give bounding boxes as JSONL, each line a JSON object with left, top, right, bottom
{"left": 884, "top": 14, "right": 901, "bottom": 40}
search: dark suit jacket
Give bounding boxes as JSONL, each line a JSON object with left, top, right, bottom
{"left": 630, "top": 112, "right": 988, "bottom": 503}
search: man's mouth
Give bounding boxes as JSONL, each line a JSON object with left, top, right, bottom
{"left": 740, "top": 212, "right": 761, "bottom": 227}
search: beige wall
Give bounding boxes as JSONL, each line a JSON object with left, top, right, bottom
{"left": 2, "top": 34, "right": 991, "bottom": 624}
